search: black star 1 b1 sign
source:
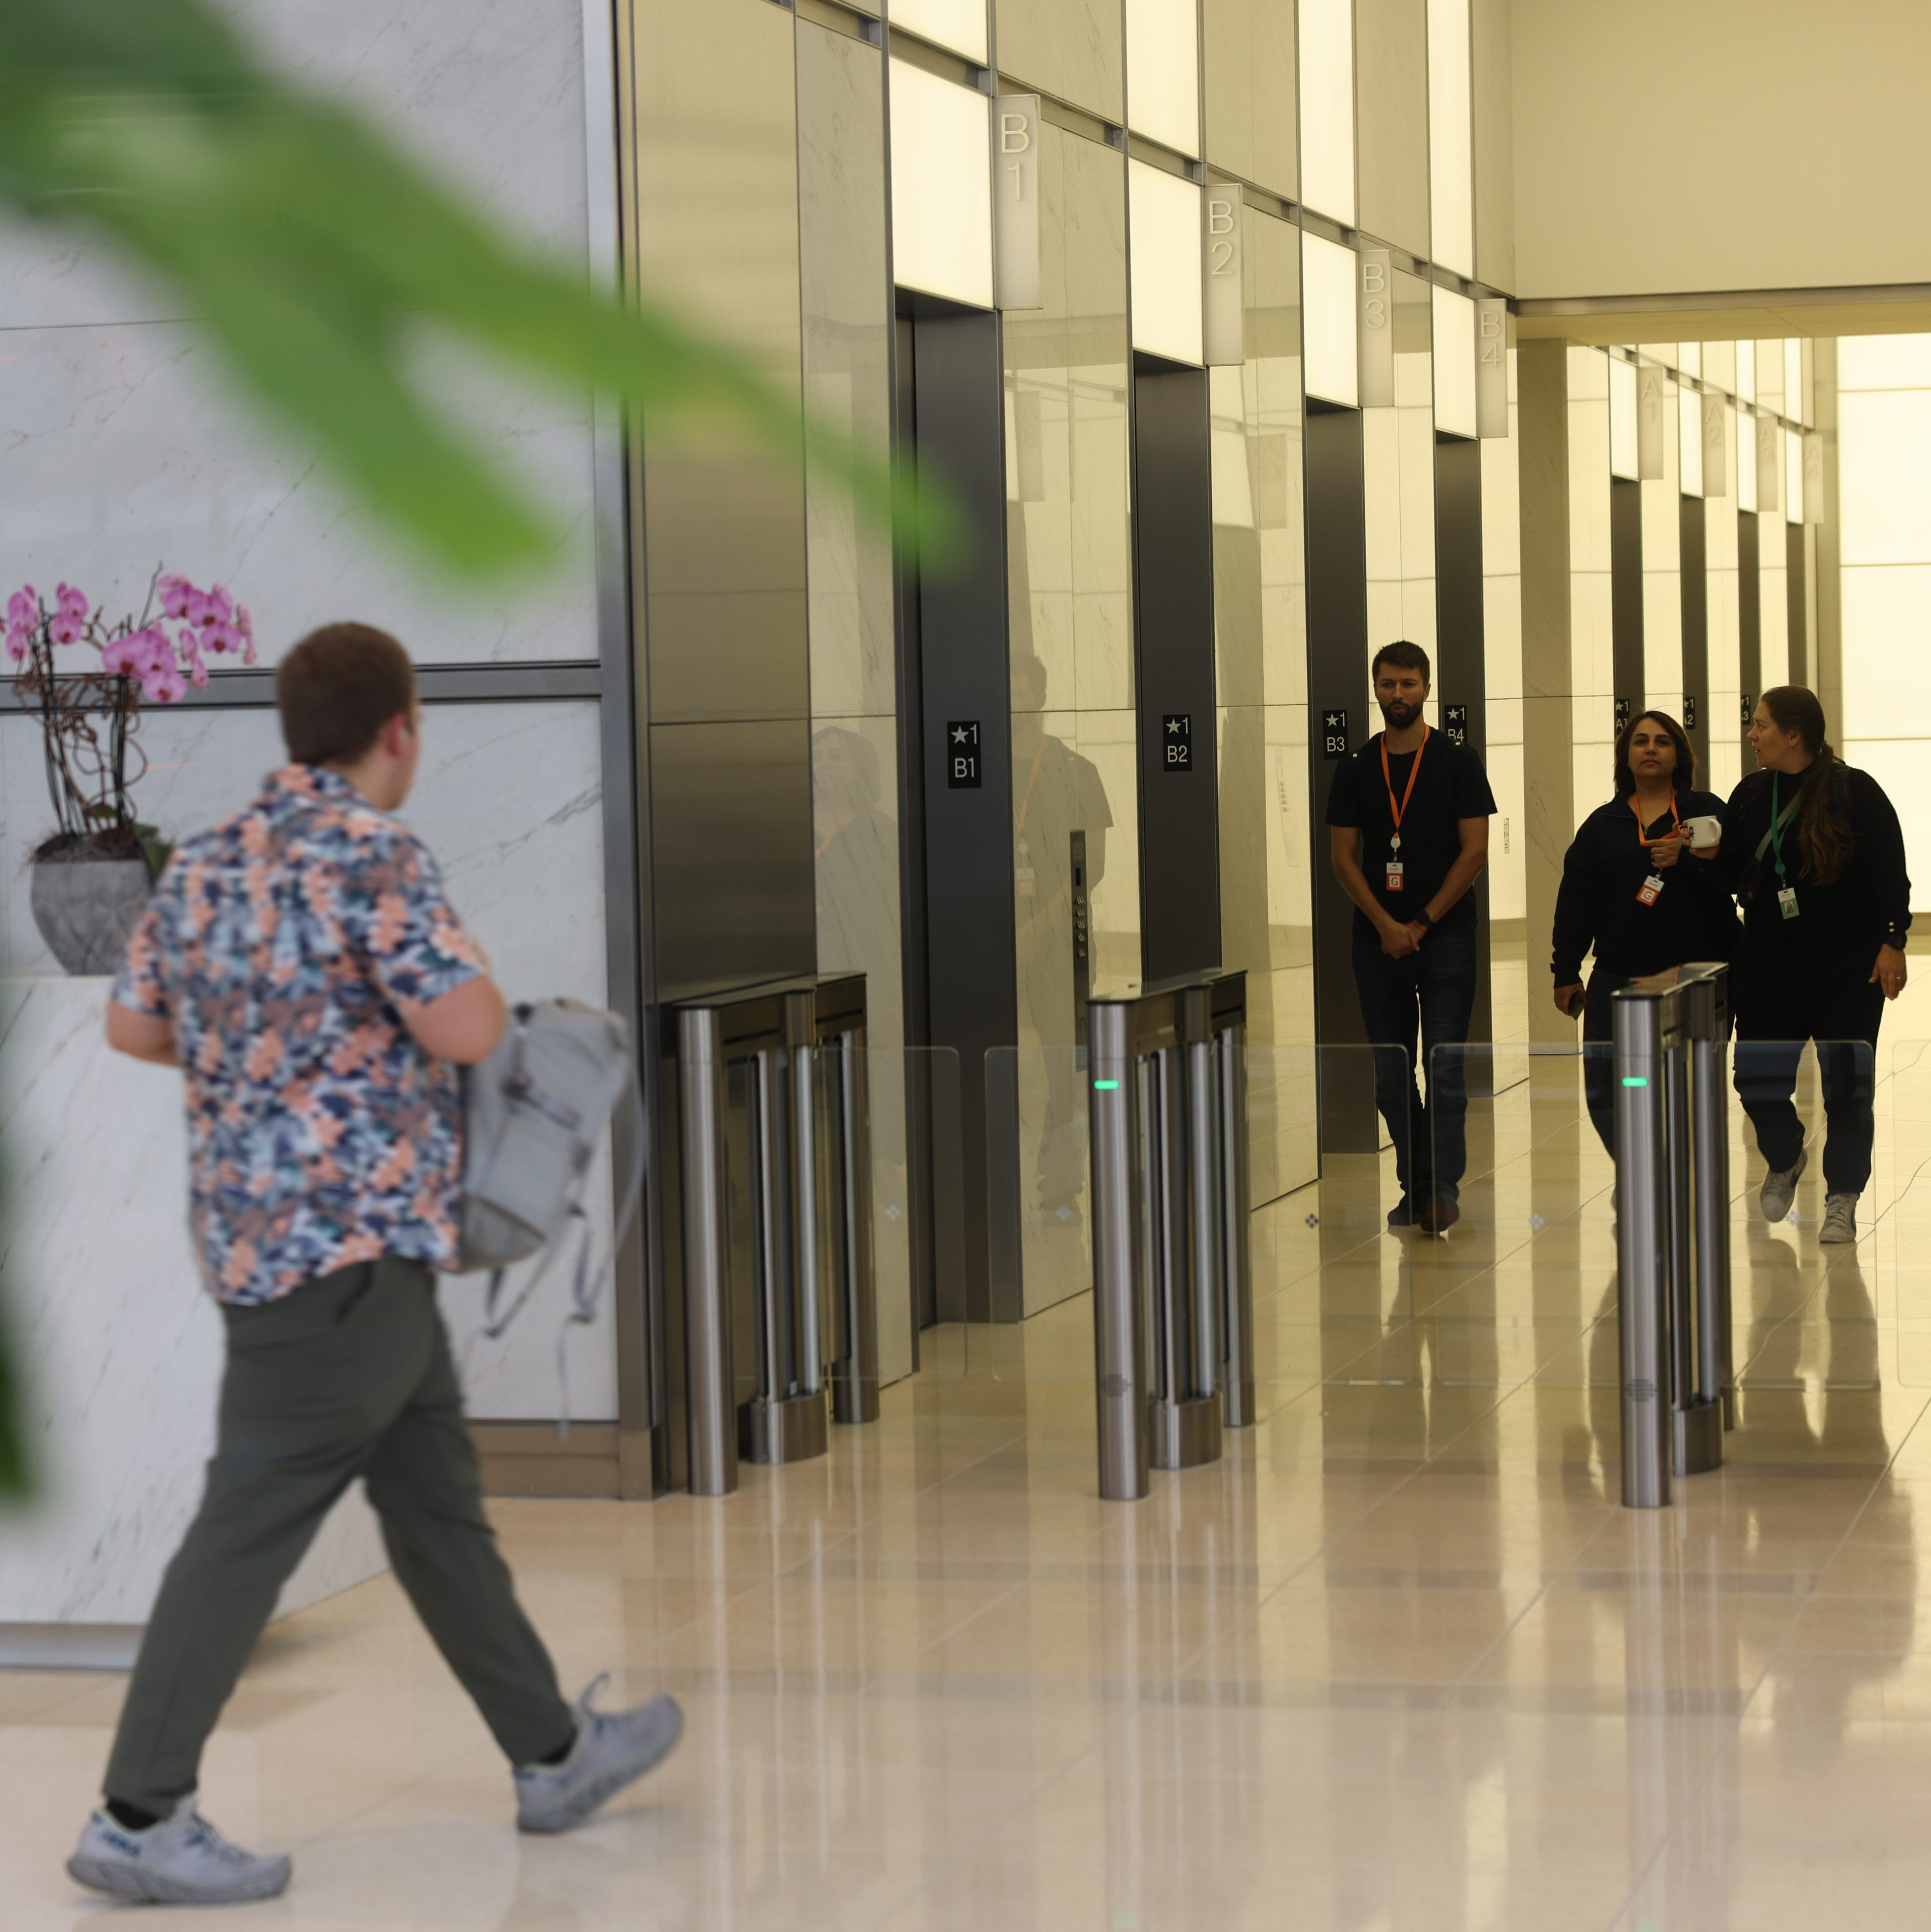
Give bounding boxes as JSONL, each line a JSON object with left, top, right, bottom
{"left": 945, "top": 720, "right": 981, "bottom": 788}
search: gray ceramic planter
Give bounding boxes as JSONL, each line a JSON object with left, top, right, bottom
{"left": 29, "top": 848, "right": 153, "bottom": 976}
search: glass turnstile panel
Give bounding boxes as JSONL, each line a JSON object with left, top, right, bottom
{"left": 980, "top": 1044, "right": 1385, "bottom": 1388}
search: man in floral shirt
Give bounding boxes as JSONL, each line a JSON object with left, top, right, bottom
{"left": 69, "top": 624, "right": 680, "bottom": 1908}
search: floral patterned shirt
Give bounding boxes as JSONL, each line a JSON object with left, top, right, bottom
{"left": 114, "top": 764, "right": 484, "bottom": 1305}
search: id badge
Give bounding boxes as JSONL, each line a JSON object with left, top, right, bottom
{"left": 1385, "top": 860, "right": 1405, "bottom": 893}
{"left": 1636, "top": 873, "right": 1663, "bottom": 907}
{"left": 1778, "top": 885, "right": 1799, "bottom": 920}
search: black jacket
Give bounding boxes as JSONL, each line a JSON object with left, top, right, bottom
{"left": 1551, "top": 788, "right": 1737, "bottom": 985}
{"left": 1717, "top": 763, "right": 1911, "bottom": 963}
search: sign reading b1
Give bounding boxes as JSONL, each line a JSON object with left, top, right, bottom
{"left": 1161, "top": 714, "right": 1193, "bottom": 771}
{"left": 945, "top": 720, "right": 981, "bottom": 788}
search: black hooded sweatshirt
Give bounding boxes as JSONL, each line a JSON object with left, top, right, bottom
{"left": 1551, "top": 788, "right": 1737, "bottom": 985}
{"left": 1716, "top": 762, "right": 1911, "bottom": 964}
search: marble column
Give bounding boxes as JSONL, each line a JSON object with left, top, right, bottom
{"left": 1516, "top": 339, "right": 1573, "bottom": 1043}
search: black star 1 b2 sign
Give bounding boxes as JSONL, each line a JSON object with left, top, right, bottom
{"left": 945, "top": 720, "right": 981, "bottom": 788}
{"left": 1161, "top": 713, "right": 1192, "bottom": 771}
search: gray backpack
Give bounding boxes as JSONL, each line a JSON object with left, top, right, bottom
{"left": 458, "top": 1000, "right": 645, "bottom": 1386}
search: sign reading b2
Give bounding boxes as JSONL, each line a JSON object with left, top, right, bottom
{"left": 1161, "top": 714, "right": 1193, "bottom": 771}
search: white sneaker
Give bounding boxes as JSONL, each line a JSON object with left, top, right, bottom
{"left": 514, "top": 1676, "right": 683, "bottom": 1834}
{"left": 1761, "top": 1147, "right": 1808, "bottom": 1222}
{"left": 1820, "top": 1194, "right": 1860, "bottom": 1245}
{"left": 67, "top": 1795, "right": 291, "bottom": 1904}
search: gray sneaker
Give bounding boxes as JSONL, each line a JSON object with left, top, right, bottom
{"left": 1760, "top": 1146, "right": 1808, "bottom": 1222}
{"left": 514, "top": 1675, "right": 683, "bottom": 1834}
{"left": 67, "top": 1795, "right": 292, "bottom": 1904}
{"left": 1820, "top": 1193, "right": 1860, "bottom": 1244}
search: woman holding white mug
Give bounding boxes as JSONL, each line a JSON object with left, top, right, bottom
{"left": 1552, "top": 710, "right": 1737, "bottom": 1157}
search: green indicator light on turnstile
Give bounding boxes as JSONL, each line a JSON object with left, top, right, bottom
{"left": 1621, "top": 1076, "right": 1649, "bottom": 1087}
{"left": 1093, "top": 1079, "right": 1120, "bottom": 1090}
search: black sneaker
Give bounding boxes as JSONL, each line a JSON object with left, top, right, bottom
{"left": 1416, "top": 1193, "right": 1460, "bottom": 1236}
{"left": 1386, "top": 1196, "right": 1417, "bottom": 1228}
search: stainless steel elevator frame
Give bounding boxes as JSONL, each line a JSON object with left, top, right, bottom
{"left": 1088, "top": 971, "right": 1254, "bottom": 1501}
{"left": 674, "top": 974, "right": 879, "bottom": 1495}
{"left": 1612, "top": 963, "right": 1733, "bottom": 1508}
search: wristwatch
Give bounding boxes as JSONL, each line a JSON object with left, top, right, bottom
{"left": 1414, "top": 907, "right": 1435, "bottom": 930}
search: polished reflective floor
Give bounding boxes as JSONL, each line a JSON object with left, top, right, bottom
{"left": 11, "top": 1007, "right": 1931, "bottom": 1928}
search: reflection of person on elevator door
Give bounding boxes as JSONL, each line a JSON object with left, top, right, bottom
{"left": 812, "top": 725, "right": 895, "bottom": 928}
{"left": 1010, "top": 653, "right": 1112, "bottom": 1216}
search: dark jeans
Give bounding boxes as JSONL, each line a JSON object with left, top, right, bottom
{"left": 1351, "top": 923, "right": 1480, "bottom": 1204}
{"left": 1732, "top": 953, "right": 1885, "bottom": 1195}
{"left": 104, "top": 1257, "right": 574, "bottom": 1816}
{"left": 1581, "top": 970, "right": 1632, "bottom": 1158}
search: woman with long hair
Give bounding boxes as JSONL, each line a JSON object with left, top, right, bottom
{"left": 1552, "top": 710, "right": 1736, "bottom": 1156}
{"left": 1721, "top": 687, "right": 1911, "bottom": 1244}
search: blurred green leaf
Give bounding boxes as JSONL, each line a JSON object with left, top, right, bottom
{"left": 0, "top": 0, "right": 954, "bottom": 576}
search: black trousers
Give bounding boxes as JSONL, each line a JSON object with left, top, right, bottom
{"left": 1732, "top": 952, "right": 1885, "bottom": 1195}
{"left": 1579, "top": 970, "right": 1631, "bottom": 1158}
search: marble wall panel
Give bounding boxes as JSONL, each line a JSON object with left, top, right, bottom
{"left": 996, "top": 0, "right": 1124, "bottom": 122}
{"left": 1640, "top": 365, "right": 1685, "bottom": 714}
{"left": 0, "top": 978, "right": 386, "bottom": 1630}
{"left": 0, "top": 700, "right": 617, "bottom": 1420}
{"left": 0, "top": 0, "right": 598, "bottom": 666}
{"left": 0, "top": 0, "right": 591, "bottom": 333}
{"left": 1356, "top": 0, "right": 1432, "bottom": 260}
{"left": 0, "top": 320, "right": 596, "bottom": 670}
{"left": 1203, "top": 0, "right": 1299, "bottom": 200}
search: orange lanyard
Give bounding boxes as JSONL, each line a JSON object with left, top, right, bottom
{"left": 1380, "top": 727, "right": 1429, "bottom": 852}
{"left": 1630, "top": 793, "right": 1681, "bottom": 849}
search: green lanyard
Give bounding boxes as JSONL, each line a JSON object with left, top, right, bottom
{"left": 1771, "top": 774, "right": 1790, "bottom": 880}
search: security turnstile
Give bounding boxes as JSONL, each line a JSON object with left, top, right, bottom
{"left": 675, "top": 974, "right": 878, "bottom": 1496}
{"left": 1088, "top": 971, "right": 1254, "bottom": 1501}
{"left": 1613, "top": 962, "right": 1734, "bottom": 1508}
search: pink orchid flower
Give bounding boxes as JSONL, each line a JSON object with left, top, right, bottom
{"left": 47, "top": 611, "right": 84, "bottom": 648}
{"left": 101, "top": 632, "right": 148, "bottom": 677}
{"left": 203, "top": 619, "right": 241, "bottom": 655}
{"left": 6, "top": 587, "right": 36, "bottom": 631}
{"left": 55, "top": 582, "right": 89, "bottom": 619}
{"left": 5, "top": 624, "right": 29, "bottom": 664}
{"left": 141, "top": 662, "right": 189, "bottom": 705}
{"left": 206, "top": 583, "right": 235, "bottom": 623}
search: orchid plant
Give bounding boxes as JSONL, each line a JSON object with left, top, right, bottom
{"left": 8, "top": 570, "right": 253, "bottom": 871}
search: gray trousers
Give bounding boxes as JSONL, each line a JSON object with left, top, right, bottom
{"left": 105, "top": 1257, "right": 575, "bottom": 1815}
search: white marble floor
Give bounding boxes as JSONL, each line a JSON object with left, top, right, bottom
{"left": 9, "top": 1022, "right": 1931, "bottom": 1928}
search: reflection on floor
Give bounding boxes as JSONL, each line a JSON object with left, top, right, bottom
{"left": 9, "top": 1035, "right": 1931, "bottom": 1929}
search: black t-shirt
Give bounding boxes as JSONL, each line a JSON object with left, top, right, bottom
{"left": 1325, "top": 731, "right": 1498, "bottom": 937}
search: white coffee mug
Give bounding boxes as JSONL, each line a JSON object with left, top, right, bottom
{"left": 1684, "top": 814, "right": 1722, "bottom": 850}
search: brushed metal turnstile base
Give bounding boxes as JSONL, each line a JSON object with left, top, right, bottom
{"left": 1151, "top": 1395, "right": 1222, "bottom": 1471}
{"left": 830, "top": 1370, "right": 880, "bottom": 1426}
{"left": 1674, "top": 1397, "right": 1724, "bottom": 1477}
{"left": 741, "top": 1392, "right": 828, "bottom": 1465}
